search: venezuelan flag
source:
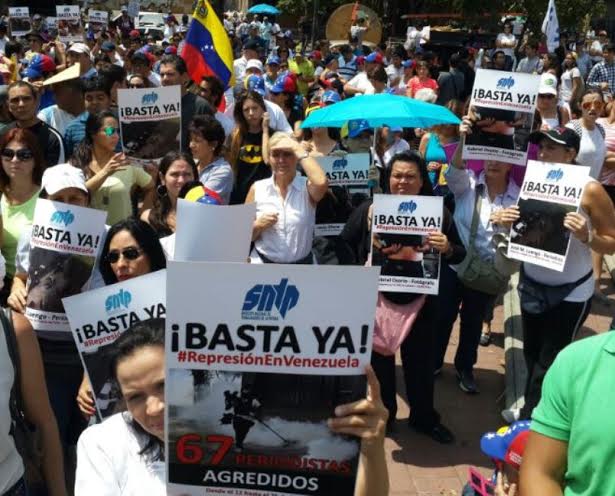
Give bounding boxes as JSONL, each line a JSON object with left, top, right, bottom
{"left": 181, "top": 0, "right": 235, "bottom": 90}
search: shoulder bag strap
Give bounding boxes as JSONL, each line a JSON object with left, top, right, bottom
{"left": 1, "top": 308, "right": 25, "bottom": 427}
{"left": 467, "top": 183, "right": 484, "bottom": 248}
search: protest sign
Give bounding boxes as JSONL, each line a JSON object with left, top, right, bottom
{"left": 174, "top": 200, "right": 255, "bottom": 262}
{"left": 25, "top": 200, "right": 106, "bottom": 333}
{"left": 316, "top": 153, "right": 369, "bottom": 187}
{"left": 63, "top": 270, "right": 166, "bottom": 419}
{"left": 56, "top": 5, "right": 83, "bottom": 43}
{"left": 507, "top": 160, "right": 590, "bottom": 271}
{"left": 88, "top": 10, "right": 109, "bottom": 33}
{"left": 371, "top": 194, "right": 443, "bottom": 294}
{"left": 8, "top": 7, "right": 31, "bottom": 38}
{"left": 128, "top": 0, "right": 140, "bottom": 19}
{"left": 165, "top": 262, "right": 379, "bottom": 496}
{"left": 46, "top": 17, "right": 58, "bottom": 32}
{"left": 118, "top": 85, "right": 182, "bottom": 164}
{"left": 463, "top": 69, "right": 540, "bottom": 166}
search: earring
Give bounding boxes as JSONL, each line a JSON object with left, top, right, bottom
{"left": 157, "top": 185, "right": 168, "bottom": 197}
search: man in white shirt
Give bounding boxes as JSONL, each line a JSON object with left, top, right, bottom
{"left": 344, "top": 53, "right": 384, "bottom": 95}
{"left": 350, "top": 15, "right": 369, "bottom": 49}
{"left": 233, "top": 40, "right": 259, "bottom": 92}
{"left": 385, "top": 52, "right": 404, "bottom": 88}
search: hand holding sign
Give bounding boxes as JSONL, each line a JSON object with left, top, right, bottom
{"left": 425, "top": 231, "right": 451, "bottom": 254}
{"left": 327, "top": 365, "right": 388, "bottom": 449}
{"left": 564, "top": 211, "right": 590, "bottom": 243}
{"left": 491, "top": 206, "right": 520, "bottom": 228}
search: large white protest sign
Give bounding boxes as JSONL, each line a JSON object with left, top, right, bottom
{"left": 25, "top": 200, "right": 106, "bottom": 333}
{"left": 173, "top": 200, "right": 255, "bottom": 262}
{"left": 165, "top": 262, "right": 379, "bottom": 496}
{"left": 463, "top": 69, "right": 540, "bottom": 166}
{"left": 371, "top": 194, "right": 443, "bottom": 294}
{"left": 317, "top": 153, "right": 369, "bottom": 187}
{"left": 56, "top": 5, "right": 83, "bottom": 43}
{"left": 507, "top": 160, "right": 589, "bottom": 271}
{"left": 8, "top": 7, "right": 31, "bottom": 38}
{"left": 64, "top": 270, "right": 166, "bottom": 419}
{"left": 88, "top": 10, "right": 109, "bottom": 33}
{"left": 118, "top": 85, "right": 181, "bottom": 164}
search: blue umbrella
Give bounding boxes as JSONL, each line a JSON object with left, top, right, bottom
{"left": 248, "top": 3, "right": 281, "bottom": 15}
{"left": 301, "top": 93, "right": 461, "bottom": 129}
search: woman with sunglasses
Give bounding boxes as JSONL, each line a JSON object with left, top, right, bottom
{"left": 188, "top": 116, "right": 234, "bottom": 205}
{"left": 76, "top": 218, "right": 167, "bottom": 419}
{"left": 246, "top": 132, "right": 328, "bottom": 264}
{"left": 141, "top": 152, "right": 197, "bottom": 237}
{"left": 127, "top": 73, "right": 150, "bottom": 89}
{"left": 0, "top": 129, "right": 43, "bottom": 291}
{"left": 71, "top": 111, "right": 155, "bottom": 225}
{"left": 536, "top": 74, "right": 570, "bottom": 130}
{"left": 76, "top": 319, "right": 389, "bottom": 496}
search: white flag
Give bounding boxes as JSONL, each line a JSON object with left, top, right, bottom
{"left": 542, "top": 0, "right": 560, "bottom": 53}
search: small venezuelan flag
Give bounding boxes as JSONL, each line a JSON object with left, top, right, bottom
{"left": 181, "top": 0, "right": 235, "bottom": 90}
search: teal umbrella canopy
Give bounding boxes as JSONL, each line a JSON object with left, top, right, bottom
{"left": 301, "top": 94, "right": 461, "bottom": 129}
{"left": 247, "top": 4, "right": 281, "bottom": 15}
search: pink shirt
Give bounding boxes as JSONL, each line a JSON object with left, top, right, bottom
{"left": 597, "top": 118, "right": 615, "bottom": 185}
{"left": 407, "top": 76, "right": 439, "bottom": 97}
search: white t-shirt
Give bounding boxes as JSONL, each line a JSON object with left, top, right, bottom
{"left": 566, "top": 121, "right": 606, "bottom": 179}
{"left": 347, "top": 71, "right": 375, "bottom": 94}
{"left": 76, "top": 413, "right": 165, "bottom": 496}
{"left": 496, "top": 32, "right": 517, "bottom": 57}
{"left": 560, "top": 67, "right": 581, "bottom": 104}
{"left": 350, "top": 25, "right": 368, "bottom": 46}
{"left": 591, "top": 40, "right": 604, "bottom": 63}
{"left": 224, "top": 100, "right": 292, "bottom": 134}
{"left": 383, "top": 138, "right": 410, "bottom": 167}
{"left": 37, "top": 105, "right": 79, "bottom": 137}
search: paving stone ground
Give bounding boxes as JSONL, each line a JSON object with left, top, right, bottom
{"left": 383, "top": 267, "right": 614, "bottom": 495}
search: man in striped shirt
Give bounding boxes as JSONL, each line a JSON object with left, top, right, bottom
{"left": 337, "top": 45, "right": 358, "bottom": 83}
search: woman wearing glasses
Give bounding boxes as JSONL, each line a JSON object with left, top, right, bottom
{"left": 245, "top": 132, "right": 328, "bottom": 264}
{"left": 566, "top": 89, "right": 608, "bottom": 302}
{"left": 0, "top": 128, "right": 43, "bottom": 293}
{"left": 76, "top": 217, "right": 167, "bottom": 418}
{"left": 127, "top": 73, "right": 150, "bottom": 89}
{"left": 71, "top": 111, "right": 155, "bottom": 225}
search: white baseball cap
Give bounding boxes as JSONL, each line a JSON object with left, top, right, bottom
{"left": 246, "top": 59, "right": 264, "bottom": 72}
{"left": 538, "top": 73, "right": 558, "bottom": 96}
{"left": 41, "top": 164, "right": 89, "bottom": 196}
{"left": 68, "top": 42, "right": 91, "bottom": 56}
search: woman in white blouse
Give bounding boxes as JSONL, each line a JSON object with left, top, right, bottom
{"left": 246, "top": 132, "right": 328, "bottom": 264}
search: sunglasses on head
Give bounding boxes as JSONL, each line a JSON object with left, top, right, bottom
{"left": 582, "top": 100, "right": 604, "bottom": 110}
{"left": 105, "top": 247, "right": 142, "bottom": 264}
{"left": 102, "top": 126, "right": 119, "bottom": 136}
{"left": 1, "top": 148, "right": 33, "bottom": 161}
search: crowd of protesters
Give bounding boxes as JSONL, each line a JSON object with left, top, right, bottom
{"left": 0, "top": 4, "right": 613, "bottom": 496}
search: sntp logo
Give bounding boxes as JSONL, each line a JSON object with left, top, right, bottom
{"left": 142, "top": 92, "right": 158, "bottom": 105}
{"left": 242, "top": 278, "right": 299, "bottom": 320}
{"left": 50, "top": 210, "right": 74, "bottom": 226}
{"left": 546, "top": 168, "right": 563, "bottom": 181}
{"left": 105, "top": 289, "right": 132, "bottom": 313}
{"left": 332, "top": 159, "right": 348, "bottom": 170}
{"left": 496, "top": 76, "right": 515, "bottom": 90}
{"left": 398, "top": 200, "right": 417, "bottom": 213}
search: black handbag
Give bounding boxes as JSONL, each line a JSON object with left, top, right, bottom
{"left": 517, "top": 267, "right": 593, "bottom": 314}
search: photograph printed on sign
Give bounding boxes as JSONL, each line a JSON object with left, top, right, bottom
{"left": 507, "top": 160, "right": 590, "bottom": 271}
{"left": 167, "top": 369, "right": 364, "bottom": 495}
{"left": 8, "top": 7, "right": 31, "bottom": 38}
{"left": 463, "top": 69, "right": 540, "bottom": 165}
{"left": 88, "top": 10, "right": 109, "bottom": 34}
{"left": 56, "top": 5, "right": 84, "bottom": 43}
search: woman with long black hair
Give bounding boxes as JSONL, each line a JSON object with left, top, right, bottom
{"left": 341, "top": 150, "right": 465, "bottom": 444}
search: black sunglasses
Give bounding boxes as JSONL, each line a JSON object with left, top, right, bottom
{"left": 129, "top": 83, "right": 145, "bottom": 88}
{"left": 1, "top": 148, "right": 33, "bottom": 161}
{"left": 105, "top": 247, "right": 142, "bottom": 264}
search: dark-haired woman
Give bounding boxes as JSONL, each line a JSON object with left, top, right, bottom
{"left": 71, "top": 111, "right": 155, "bottom": 224}
{"left": 76, "top": 218, "right": 167, "bottom": 418}
{"left": 0, "top": 128, "right": 42, "bottom": 285}
{"left": 76, "top": 318, "right": 390, "bottom": 496}
{"left": 141, "top": 152, "right": 197, "bottom": 237}
{"left": 229, "top": 91, "right": 272, "bottom": 204}
{"left": 341, "top": 150, "right": 465, "bottom": 444}
{"left": 188, "top": 116, "right": 234, "bottom": 204}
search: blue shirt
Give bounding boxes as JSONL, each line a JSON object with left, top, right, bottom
{"left": 63, "top": 111, "right": 89, "bottom": 159}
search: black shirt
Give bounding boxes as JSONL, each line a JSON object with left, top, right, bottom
{"left": 181, "top": 92, "right": 215, "bottom": 151}
{"left": 230, "top": 129, "right": 272, "bottom": 204}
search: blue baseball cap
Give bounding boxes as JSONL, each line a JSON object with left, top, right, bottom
{"left": 266, "top": 55, "right": 281, "bottom": 66}
{"left": 246, "top": 74, "right": 266, "bottom": 96}
{"left": 348, "top": 119, "right": 371, "bottom": 138}
{"left": 270, "top": 73, "right": 297, "bottom": 94}
{"left": 322, "top": 90, "right": 341, "bottom": 104}
{"left": 402, "top": 59, "right": 415, "bottom": 69}
{"left": 480, "top": 421, "right": 531, "bottom": 470}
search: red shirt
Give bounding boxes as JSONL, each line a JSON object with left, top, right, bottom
{"left": 407, "top": 76, "right": 439, "bottom": 97}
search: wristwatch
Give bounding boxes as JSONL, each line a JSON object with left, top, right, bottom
{"left": 297, "top": 152, "right": 309, "bottom": 161}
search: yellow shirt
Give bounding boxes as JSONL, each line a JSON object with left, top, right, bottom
{"left": 288, "top": 58, "right": 314, "bottom": 96}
